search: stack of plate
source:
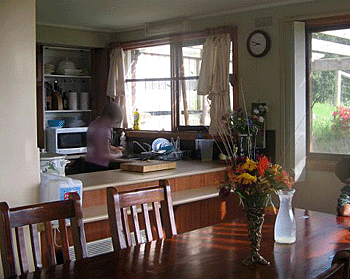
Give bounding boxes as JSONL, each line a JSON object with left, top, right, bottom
{"left": 61, "top": 69, "right": 82, "bottom": 75}
{"left": 44, "top": 63, "right": 55, "bottom": 74}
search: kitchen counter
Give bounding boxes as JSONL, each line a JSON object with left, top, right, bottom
{"left": 68, "top": 160, "right": 227, "bottom": 191}
{"left": 67, "top": 160, "right": 231, "bottom": 239}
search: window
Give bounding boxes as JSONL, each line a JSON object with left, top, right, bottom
{"left": 122, "top": 35, "right": 234, "bottom": 132}
{"left": 308, "top": 26, "right": 350, "bottom": 156}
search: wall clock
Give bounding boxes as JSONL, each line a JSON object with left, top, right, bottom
{"left": 247, "top": 30, "right": 271, "bottom": 58}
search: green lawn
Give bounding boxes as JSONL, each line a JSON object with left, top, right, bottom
{"left": 311, "top": 103, "right": 350, "bottom": 154}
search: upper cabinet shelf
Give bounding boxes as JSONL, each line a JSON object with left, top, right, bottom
{"left": 44, "top": 74, "right": 92, "bottom": 79}
{"left": 45, "top": 110, "right": 91, "bottom": 113}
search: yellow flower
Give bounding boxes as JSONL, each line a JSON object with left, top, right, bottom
{"left": 242, "top": 158, "right": 258, "bottom": 171}
{"left": 237, "top": 173, "right": 257, "bottom": 185}
{"left": 270, "top": 164, "right": 281, "bottom": 175}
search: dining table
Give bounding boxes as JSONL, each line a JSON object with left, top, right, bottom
{"left": 17, "top": 208, "right": 350, "bottom": 279}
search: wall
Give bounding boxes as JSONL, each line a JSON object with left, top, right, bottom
{"left": 36, "top": 25, "right": 113, "bottom": 48}
{"left": 112, "top": 0, "right": 350, "bottom": 214}
{"left": 0, "top": 0, "right": 39, "bottom": 207}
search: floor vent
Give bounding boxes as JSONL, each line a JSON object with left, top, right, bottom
{"left": 69, "top": 231, "right": 147, "bottom": 260}
{"left": 69, "top": 237, "right": 113, "bottom": 260}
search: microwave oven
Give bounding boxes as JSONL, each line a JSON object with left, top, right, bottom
{"left": 46, "top": 127, "right": 88, "bottom": 155}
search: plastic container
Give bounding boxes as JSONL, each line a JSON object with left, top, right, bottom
{"left": 69, "top": 92, "right": 78, "bottom": 110}
{"left": 48, "top": 119, "right": 65, "bottom": 128}
{"left": 40, "top": 173, "right": 83, "bottom": 205}
{"left": 120, "top": 131, "right": 127, "bottom": 150}
{"left": 80, "top": 92, "right": 89, "bottom": 110}
{"left": 195, "top": 139, "right": 214, "bottom": 162}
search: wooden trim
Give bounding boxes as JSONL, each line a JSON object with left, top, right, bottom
{"left": 36, "top": 45, "right": 45, "bottom": 149}
{"left": 305, "top": 14, "right": 350, "bottom": 161}
{"left": 307, "top": 159, "right": 336, "bottom": 172}
{"left": 91, "top": 48, "right": 110, "bottom": 119}
{"left": 305, "top": 14, "right": 350, "bottom": 29}
{"left": 124, "top": 130, "right": 223, "bottom": 141}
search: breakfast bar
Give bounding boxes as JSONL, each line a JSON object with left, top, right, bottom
{"left": 68, "top": 160, "right": 235, "bottom": 242}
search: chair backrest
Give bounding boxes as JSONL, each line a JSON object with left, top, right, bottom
{"left": 107, "top": 179, "right": 177, "bottom": 250}
{"left": 0, "top": 192, "right": 87, "bottom": 278}
{"left": 316, "top": 249, "right": 350, "bottom": 279}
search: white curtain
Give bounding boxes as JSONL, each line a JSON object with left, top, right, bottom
{"left": 107, "top": 47, "right": 128, "bottom": 127}
{"left": 197, "top": 33, "right": 231, "bottom": 135}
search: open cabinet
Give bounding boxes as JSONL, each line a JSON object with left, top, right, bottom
{"left": 36, "top": 45, "right": 110, "bottom": 149}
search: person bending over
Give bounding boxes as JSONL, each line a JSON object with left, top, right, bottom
{"left": 84, "top": 102, "right": 124, "bottom": 172}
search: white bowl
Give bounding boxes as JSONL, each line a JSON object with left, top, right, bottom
{"left": 57, "top": 58, "right": 76, "bottom": 74}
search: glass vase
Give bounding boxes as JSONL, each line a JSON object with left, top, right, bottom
{"left": 238, "top": 134, "right": 252, "bottom": 158}
{"left": 274, "top": 189, "right": 296, "bottom": 244}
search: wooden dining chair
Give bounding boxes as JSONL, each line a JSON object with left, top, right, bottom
{"left": 316, "top": 249, "right": 350, "bottom": 279}
{"left": 0, "top": 192, "right": 87, "bottom": 278}
{"left": 107, "top": 179, "right": 177, "bottom": 250}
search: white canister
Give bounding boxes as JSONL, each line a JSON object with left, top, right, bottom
{"left": 69, "top": 92, "right": 78, "bottom": 110}
{"left": 80, "top": 92, "right": 89, "bottom": 110}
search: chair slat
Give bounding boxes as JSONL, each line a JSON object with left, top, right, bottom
{"left": 142, "top": 203, "right": 153, "bottom": 242}
{"left": 29, "top": 224, "right": 42, "bottom": 269}
{"left": 122, "top": 207, "right": 132, "bottom": 248}
{"left": 69, "top": 192, "right": 88, "bottom": 260}
{"left": 153, "top": 201, "right": 164, "bottom": 239}
{"left": 44, "top": 221, "right": 56, "bottom": 267}
{"left": 131, "top": 205, "right": 142, "bottom": 244}
{"left": 107, "top": 180, "right": 176, "bottom": 250}
{"left": 58, "top": 219, "right": 70, "bottom": 262}
{"left": 107, "top": 188, "right": 127, "bottom": 250}
{"left": 15, "top": 227, "right": 29, "bottom": 274}
{"left": 162, "top": 182, "right": 177, "bottom": 237}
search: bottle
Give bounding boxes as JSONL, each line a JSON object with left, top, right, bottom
{"left": 62, "top": 92, "right": 69, "bottom": 110}
{"left": 133, "top": 109, "right": 140, "bottom": 130}
{"left": 120, "top": 131, "right": 127, "bottom": 150}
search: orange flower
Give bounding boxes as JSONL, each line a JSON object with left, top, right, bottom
{"left": 257, "top": 156, "right": 270, "bottom": 176}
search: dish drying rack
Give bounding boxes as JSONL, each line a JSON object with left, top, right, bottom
{"left": 134, "top": 138, "right": 184, "bottom": 161}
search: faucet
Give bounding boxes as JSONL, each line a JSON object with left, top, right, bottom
{"left": 143, "top": 143, "right": 152, "bottom": 152}
{"left": 132, "top": 141, "right": 148, "bottom": 153}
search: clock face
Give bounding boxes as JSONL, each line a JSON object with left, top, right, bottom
{"left": 247, "top": 31, "right": 270, "bottom": 57}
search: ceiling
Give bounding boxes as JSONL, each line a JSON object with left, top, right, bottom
{"left": 36, "top": 0, "right": 312, "bottom": 32}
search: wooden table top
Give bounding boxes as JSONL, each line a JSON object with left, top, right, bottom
{"left": 18, "top": 209, "right": 350, "bottom": 279}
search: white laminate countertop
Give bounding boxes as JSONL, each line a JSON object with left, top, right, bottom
{"left": 68, "top": 160, "right": 227, "bottom": 191}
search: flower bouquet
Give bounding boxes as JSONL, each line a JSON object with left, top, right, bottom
{"left": 227, "top": 106, "right": 266, "bottom": 135}
{"left": 219, "top": 155, "right": 294, "bottom": 265}
{"left": 219, "top": 105, "right": 267, "bottom": 158}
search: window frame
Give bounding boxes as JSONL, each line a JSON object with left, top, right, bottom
{"left": 113, "top": 27, "right": 238, "bottom": 137}
{"left": 306, "top": 16, "right": 350, "bottom": 163}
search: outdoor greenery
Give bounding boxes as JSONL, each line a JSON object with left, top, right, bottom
{"left": 312, "top": 103, "right": 350, "bottom": 154}
{"left": 311, "top": 31, "right": 350, "bottom": 154}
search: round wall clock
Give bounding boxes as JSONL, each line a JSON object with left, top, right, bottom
{"left": 247, "top": 30, "right": 271, "bottom": 58}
